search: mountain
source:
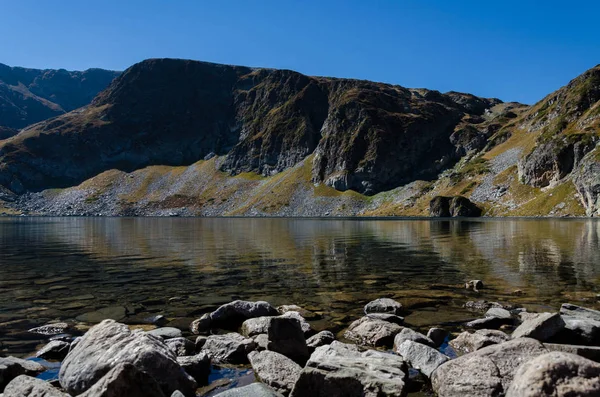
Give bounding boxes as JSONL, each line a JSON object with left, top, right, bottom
{"left": 0, "top": 58, "right": 598, "bottom": 217}
{"left": 0, "top": 63, "right": 120, "bottom": 129}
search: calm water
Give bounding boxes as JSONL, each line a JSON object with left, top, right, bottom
{"left": 1, "top": 217, "right": 600, "bottom": 356}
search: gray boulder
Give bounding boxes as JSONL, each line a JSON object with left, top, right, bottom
{"left": 147, "top": 327, "right": 182, "bottom": 340}
{"left": 543, "top": 343, "right": 600, "bottom": 363}
{"left": 466, "top": 316, "right": 513, "bottom": 330}
{"left": 0, "top": 356, "right": 45, "bottom": 378}
{"left": 427, "top": 327, "right": 449, "bottom": 347}
{"left": 165, "top": 337, "right": 196, "bottom": 357}
{"left": 344, "top": 316, "right": 402, "bottom": 347}
{"left": 393, "top": 327, "right": 435, "bottom": 349}
{"left": 190, "top": 313, "right": 211, "bottom": 334}
{"left": 306, "top": 331, "right": 335, "bottom": 350}
{"left": 560, "top": 303, "right": 600, "bottom": 322}
{"left": 193, "top": 300, "right": 278, "bottom": 333}
{"left": 176, "top": 353, "right": 210, "bottom": 384}
{"left": 432, "top": 338, "right": 549, "bottom": 395}
{"left": 290, "top": 341, "right": 408, "bottom": 397}
{"left": 36, "top": 340, "right": 70, "bottom": 361}
{"left": 58, "top": 319, "right": 196, "bottom": 396}
{"left": 248, "top": 350, "right": 302, "bottom": 396}
{"left": 79, "top": 363, "right": 166, "bottom": 397}
{"left": 241, "top": 312, "right": 312, "bottom": 338}
{"left": 396, "top": 340, "right": 449, "bottom": 378}
{"left": 364, "top": 298, "right": 403, "bottom": 315}
{"left": 485, "top": 307, "right": 511, "bottom": 319}
{"left": 267, "top": 317, "right": 309, "bottom": 364}
{"left": 253, "top": 334, "right": 269, "bottom": 351}
{"left": 506, "top": 351, "right": 600, "bottom": 396}
{"left": 200, "top": 333, "right": 256, "bottom": 364}
{"left": 511, "top": 312, "right": 565, "bottom": 341}
{"left": 552, "top": 315, "right": 600, "bottom": 345}
{"left": 450, "top": 329, "right": 510, "bottom": 354}
{"left": 214, "top": 383, "right": 284, "bottom": 397}
{"left": 3, "top": 375, "right": 67, "bottom": 397}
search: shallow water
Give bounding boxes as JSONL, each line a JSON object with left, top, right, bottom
{"left": 1, "top": 217, "right": 599, "bottom": 356}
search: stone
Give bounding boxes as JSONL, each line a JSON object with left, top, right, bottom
{"left": 396, "top": 340, "right": 449, "bottom": 378}
{"left": 430, "top": 196, "right": 482, "bottom": 217}
{"left": 506, "top": 351, "right": 600, "bottom": 396}
{"left": 427, "top": 327, "right": 449, "bottom": 347}
{"left": 206, "top": 300, "right": 278, "bottom": 330}
{"left": 248, "top": 350, "right": 302, "bottom": 396}
{"left": 450, "top": 329, "right": 510, "bottom": 354}
{"left": 277, "top": 305, "right": 319, "bottom": 320}
{"left": 171, "top": 392, "right": 185, "bottom": 397}
{"left": 147, "top": 327, "right": 182, "bottom": 340}
{"left": 190, "top": 313, "right": 211, "bottom": 334}
{"left": 200, "top": 333, "right": 256, "bottom": 364}
{"left": 344, "top": 316, "right": 402, "bottom": 347}
{"left": 290, "top": 341, "right": 408, "bottom": 397}
{"left": 561, "top": 303, "right": 600, "bottom": 322}
{"left": 432, "top": 338, "right": 549, "bottom": 395}
{"left": 544, "top": 343, "right": 600, "bottom": 363}
{"left": 0, "top": 361, "right": 24, "bottom": 393}
{"left": 28, "top": 322, "right": 72, "bottom": 336}
{"left": 58, "top": 319, "right": 196, "bottom": 396}
{"left": 3, "top": 375, "right": 67, "bottom": 397}
{"left": 365, "top": 313, "right": 404, "bottom": 325}
{"left": 0, "top": 357, "right": 45, "bottom": 376}
{"left": 79, "top": 363, "right": 166, "bottom": 397}
{"left": 279, "top": 312, "right": 313, "bottom": 336}
{"left": 465, "top": 280, "right": 484, "bottom": 291}
{"left": 267, "top": 317, "right": 309, "bottom": 364}
{"left": 165, "top": 337, "right": 196, "bottom": 356}
{"left": 146, "top": 315, "right": 169, "bottom": 327}
{"left": 36, "top": 340, "right": 70, "bottom": 361}
{"left": 552, "top": 315, "right": 600, "bottom": 345}
{"left": 511, "top": 312, "right": 565, "bottom": 341}
{"left": 214, "top": 383, "right": 284, "bottom": 397}
{"left": 393, "top": 327, "right": 435, "bottom": 349}
{"left": 485, "top": 307, "right": 511, "bottom": 319}
{"left": 306, "top": 330, "right": 335, "bottom": 349}
{"left": 241, "top": 313, "right": 312, "bottom": 339}
{"left": 177, "top": 353, "right": 210, "bottom": 384}
{"left": 466, "top": 316, "right": 513, "bottom": 330}
{"left": 253, "top": 334, "right": 269, "bottom": 351}
{"left": 363, "top": 298, "right": 403, "bottom": 315}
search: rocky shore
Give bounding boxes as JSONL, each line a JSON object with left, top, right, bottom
{"left": 1, "top": 297, "right": 600, "bottom": 396}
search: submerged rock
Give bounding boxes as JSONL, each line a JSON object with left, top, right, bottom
{"left": 147, "top": 327, "right": 182, "bottom": 340}
{"left": 364, "top": 298, "right": 403, "bottom": 315}
{"left": 290, "top": 341, "right": 408, "bottom": 397}
{"left": 396, "top": 340, "right": 449, "bottom": 378}
{"left": 79, "top": 362, "right": 166, "bottom": 397}
{"left": 506, "top": 352, "right": 600, "bottom": 396}
{"left": 248, "top": 350, "right": 302, "bottom": 396}
{"left": 344, "top": 316, "right": 402, "bottom": 347}
{"left": 3, "top": 375, "right": 67, "bottom": 397}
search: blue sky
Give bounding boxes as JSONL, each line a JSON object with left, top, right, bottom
{"left": 1, "top": 0, "right": 598, "bottom": 104}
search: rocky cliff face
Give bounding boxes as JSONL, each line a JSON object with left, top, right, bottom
{"left": 0, "top": 63, "right": 119, "bottom": 129}
{"left": 0, "top": 59, "right": 599, "bottom": 217}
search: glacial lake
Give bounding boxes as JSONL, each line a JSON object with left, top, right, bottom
{"left": 1, "top": 217, "right": 600, "bottom": 357}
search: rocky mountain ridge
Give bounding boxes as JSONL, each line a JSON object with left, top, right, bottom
{"left": 0, "top": 59, "right": 599, "bottom": 217}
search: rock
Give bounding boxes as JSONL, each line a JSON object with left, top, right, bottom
{"left": 171, "top": 392, "right": 185, "bottom": 397}
{"left": 165, "top": 337, "right": 196, "bottom": 356}
{"left": 277, "top": 305, "right": 319, "bottom": 320}
{"left": 242, "top": 313, "right": 312, "bottom": 338}
{"left": 147, "top": 327, "right": 182, "bottom": 340}
{"left": 560, "top": 303, "right": 600, "bottom": 322}
{"left": 450, "top": 329, "right": 510, "bottom": 354}
{"left": 3, "top": 375, "right": 67, "bottom": 397}
{"left": 485, "top": 307, "right": 511, "bottom": 319}
{"left": 543, "top": 343, "right": 600, "bottom": 363}
{"left": 190, "top": 313, "right": 211, "bottom": 334}
{"left": 511, "top": 312, "right": 565, "bottom": 341}
{"left": 267, "top": 317, "right": 309, "bottom": 364}
{"left": 206, "top": 300, "right": 278, "bottom": 330}
{"left": 429, "top": 196, "right": 482, "bottom": 217}
{"left": 0, "top": 361, "right": 24, "bottom": 393}
{"left": 79, "top": 362, "right": 166, "bottom": 397}
{"left": 279, "top": 312, "right": 313, "bottom": 336}
{"left": 28, "top": 322, "right": 72, "bottom": 336}
{"left": 365, "top": 313, "right": 404, "bottom": 325}
{"left": 214, "top": 383, "right": 284, "bottom": 397}
{"left": 253, "top": 334, "right": 269, "bottom": 351}
{"left": 464, "top": 300, "right": 512, "bottom": 312}
{"left": 552, "top": 315, "right": 600, "bottom": 345}
{"left": 343, "top": 316, "right": 402, "bottom": 347}
{"left": 177, "top": 353, "right": 210, "bottom": 384}
{"left": 434, "top": 337, "right": 549, "bottom": 395}
{"left": 306, "top": 330, "right": 335, "bottom": 350}
{"left": 0, "top": 357, "right": 45, "bottom": 376}
{"left": 146, "top": 315, "right": 169, "bottom": 327}
{"left": 506, "top": 351, "right": 600, "bottom": 396}
{"left": 248, "top": 350, "right": 302, "bottom": 396}
{"left": 58, "top": 319, "right": 196, "bottom": 396}
{"left": 427, "top": 327, "right": 449, "bottom": 347}
{"left": 466, "top": 316, "right": 513, "bottom": 330}
{"left": 363, "top": 298, "right": 403, "bottom": 315}
{"left": 396, "top": 340, "right": 449, "bottom": 378}
{"left": 393, "top": 328, "right": 435, "bottom": 349}
{"left": 36, "top": 340, "right": 70, "bottom": 360}
{"left": 465, "top": 280, "right": 484, "bottom": 291}
{"left": 200, "top": 333, "right": 256, "bottom": 364}
{"left": 290, "top": 341, "right": 408, "bottom": 397}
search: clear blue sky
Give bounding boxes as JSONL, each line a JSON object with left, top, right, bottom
{"left": 1, "top": 0, "right": 598, "bottom": 104}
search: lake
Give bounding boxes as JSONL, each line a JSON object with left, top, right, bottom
{"left": 1, "top": 217, "right": 599, "bottom": 357}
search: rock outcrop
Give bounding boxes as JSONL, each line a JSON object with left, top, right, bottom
{"left": 429, "top": 196, "right": 482, "bottom": 217}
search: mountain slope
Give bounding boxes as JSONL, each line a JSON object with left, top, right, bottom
{"left": 0, "top": 63, "right": 120, "bottom": 129}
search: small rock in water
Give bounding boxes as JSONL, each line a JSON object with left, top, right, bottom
{"left": 465, "top": 280, "right": 484, "bottom": 291}
{"left": 466, "top": 316, "right": 513, "bottom": 330}
{"left": 36, "top": 340, "right": 70, "bottom": 360}
{"left": 200, "top": 333, "right": 256, "bottom": 364}
{"left": 449, "top": 329, "right": 510, "bottom": 354}
{"left": 363, "top": 298, "right": 403, "bottom": 315}
{"left": 485, "top": 307, "right": 512, "bottom": 319}
{"left": 28, "top": 322, "right": 72, "bottom": 336}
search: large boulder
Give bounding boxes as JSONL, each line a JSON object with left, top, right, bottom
{"left": 552, "top": 315, "right": 600, "bottom": 346}
{"left": 511, "top": 312, "right": 565, "bottom": 341}
{"left": 198, "top": 333, "right": 256, "bottom": 364}
{"left": 176, "top": 353, "right": 210, "bottom": 385}
{"left": 248, "top": 350, "right": 302, "bottom": 396}
{"left": 429, "top": 196, "right": 481, "bottom": 217}
{"left": 192, "top": 300, "right": 278, "bottom": 333}
{"left": 432, "top": 338, "right": 549, "bottom": 395}
{"left": 450, "top": 329, "right": 510, "bottom": 354}
{"left": 506, "top": 352, "right": 600, "bottom": 396}
{"left": 290, "top": 341, "right": 408, "bottom": 397}
{"left": 393, "top": 328, "right": 435, "bottom": 349}
{"left": 79, "top": 363, "right": 166, "bottom": 397}
{"left": 560, "top": 303, "right": 600, "bottom": 322}
{"left": 396, "top": 340, "right": 449, "bottom": 378}
{"left": 3, "top": 375, "right": 67, "bottom": 397}
{"left": 364, "top": 298, "right": 403, "bottom": 315}
{"left": 266, "top": 317, "right": 309, "bottom": 364}
{"left": 58, "top": 320, "right": 196, "bottom": 396}
{"left": 343, "top": 316, "right": 402, "bottom": 347}
{"left": 214, "top": 383, "right": 284, "bottom": 397}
